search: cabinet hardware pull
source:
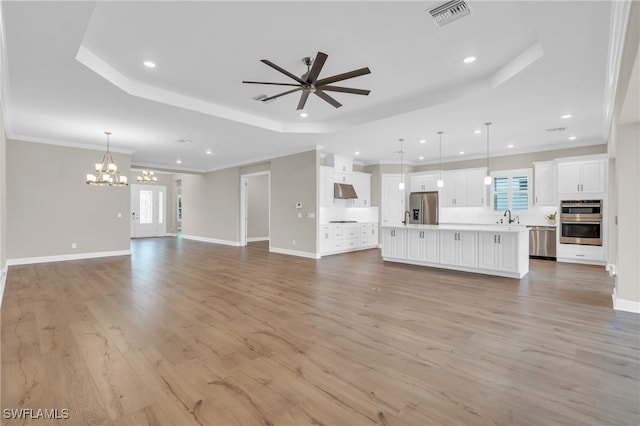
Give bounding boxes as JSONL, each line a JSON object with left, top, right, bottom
{"left": 498, "top": 235, "right": 501, "bottom": 244}
{"left": 577, "top": 184, "right": 580, "bottom": 191}
{"left": 494, "top": 235, "right": 496, "bottom": 244}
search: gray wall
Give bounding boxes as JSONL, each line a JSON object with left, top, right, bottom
{"left": 239, "top": 162, "right": 270, "bottom": 175}
{"left": 178, "top": 167, "right": 240, "bottom": 242}
{"left": 270, "top": 150, "right": 317, "bottom": 254}
{"left": 0, "top": 107, "right": 6, "bottom": 273}
{"left": 247, "top": 174, "right": 269, "bottom": 239}
{"left": 7, "top": 140, "right": 131, "bottom": 259}
{"left": 614, "top": 123, "right": 639, "bottom": 303}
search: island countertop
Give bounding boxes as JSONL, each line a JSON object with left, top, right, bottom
{"left": 381, "top": 223, "right": 528, "bottom": 233}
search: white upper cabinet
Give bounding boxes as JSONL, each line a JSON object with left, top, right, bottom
{"left": 327, "top": 154, "right": 353, "bottom": 174}
{"left": 442, "top": 168, "right": 486, "bottom": 207}
{"left": 410, "top": 173, "right": 440, "bottom": 192}
{"left": 534, "top": 161, "right": 557, "bottom": 206}
{"left": 557, "top": 158, "right": 606, "bottom": 196}
{"left": 347, "top": 171, "right": 372, "bottom": 207}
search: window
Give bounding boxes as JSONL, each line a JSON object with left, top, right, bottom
{"left": 158, "top": 191, "right": 164, "bottom": 224}
{"left": 140, "top": 190, "right": 153, "bottom": 224}
{"left": 491, "top": 169, "right": 532, "bottom": 212}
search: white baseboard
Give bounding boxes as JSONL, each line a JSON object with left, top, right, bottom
{"left": 269, "top": 247, "right": 320, "bottom": 259}
{"left": 0, "top": 262, "right": 6, "bottom": 307}
{"left": 181, "top": 234, "right": 241, "bottom": 246}
{"left": 557, "top": 257, "right": 606, "bottom": 266}
{"left": 247, "top": 236, "right": 269, "bottom": 242}
{"left": 7, "top": 250, "right": 132, "bottom": 267}
{"left": 612, "top": 289, "right": 640, "bottom": 313}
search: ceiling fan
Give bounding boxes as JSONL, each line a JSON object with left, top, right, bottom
{"left": 242, "top": 51, "right": 371, "bottom": 110}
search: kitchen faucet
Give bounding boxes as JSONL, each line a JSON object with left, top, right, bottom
{"left": 504, "top": 209, "right": 516, "bottom": 224}
{"left": 402, "top": 210, "right": 411, "bottom": 225}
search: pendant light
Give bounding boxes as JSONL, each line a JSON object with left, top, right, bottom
{"left": 484, "top": 122, "right": 492, "bottom": 186}
{"left": 437, "top": 131, "right": 444, "bottom": 188}
{"left": 86, "top": 131, "right": 128, "bottom": 186}
{"left": 397, "top": 138, "right": 405, "bottom": 190}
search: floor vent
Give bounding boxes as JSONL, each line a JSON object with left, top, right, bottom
{"left": 428, "top": 0, "right": 472, "bottom": 27}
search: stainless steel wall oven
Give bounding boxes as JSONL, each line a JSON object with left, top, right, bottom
{"left": 560, "top": 200, "right": 603, "bottom": 246}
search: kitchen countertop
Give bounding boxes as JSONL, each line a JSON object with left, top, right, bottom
{"left": 381, "top": 223, "right": 528, "bottom": 232}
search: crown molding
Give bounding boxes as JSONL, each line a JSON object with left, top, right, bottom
{"left": 8, "top": 134, "right": 135, "bottom": 155}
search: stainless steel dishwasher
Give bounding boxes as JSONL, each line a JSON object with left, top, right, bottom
{"left": 529, "top": 226, "right": 557, "bottom": 260}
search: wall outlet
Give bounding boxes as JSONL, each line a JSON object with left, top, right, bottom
{"left": 307, "top": 212, "right": 315, "bottom": 219}
{"left": 297, "top": 212, "right": 302, "bottom": 218}
{"left": 117, "top": 212, "right": 122, "bottom": 218}
{"left": 292, "top": 240, "right": 296, "bottom": 245}
{"left": 71, "top": 243, "right": 77, "bottom": 249}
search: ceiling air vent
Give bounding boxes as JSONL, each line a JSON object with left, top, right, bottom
{"left": 545, "top": 127, "right": 566, "bottom": 133}
{"left": 428, "top": 0, "right": 472, "bottom": 27}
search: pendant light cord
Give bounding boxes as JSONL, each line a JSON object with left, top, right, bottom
{"left": 438, "top": 131, "right": 443, "bottom": 179}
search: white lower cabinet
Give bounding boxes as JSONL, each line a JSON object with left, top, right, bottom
{"left": 320, "top": 222, "right": 379, "bottom": 256}
{"left": 439, "top": 230, "right": 477, "bottom": 268}
{"left": 478, "top": 232, "right": 519, "bottom": 273}
{"left": 382, "top": 226, "right": 528, "bottom": 279}
{"left": 382, "top": 227, "right": 406, "bottom": 258}
{"left": 407, "top": 228, "right": 439, "bottom": 263}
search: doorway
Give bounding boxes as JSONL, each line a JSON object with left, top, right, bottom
{"left": 240, "top": 172, "right": 270, "bottom": 246}
{"left": 131, "top": 184, "right": 167, "bottom": 238}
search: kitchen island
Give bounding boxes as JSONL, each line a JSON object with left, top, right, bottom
{"left": 381, "top": 224, "right": 529, "bottom": 279}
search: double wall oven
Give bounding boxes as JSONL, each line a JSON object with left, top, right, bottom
{"left": 560, "top": 200, "right": 603, "bottom": 246}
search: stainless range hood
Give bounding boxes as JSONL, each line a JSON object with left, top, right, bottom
{"left": 334, "top": 183, "right": 358, "bottom": 199}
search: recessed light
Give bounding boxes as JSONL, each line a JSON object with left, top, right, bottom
{"left": 299, "top": 112, "right": 308, "bottom": 118}
{"left": 507, "top": 144, "right": 515, "bottom": 148}
{"left": 143, "top": 61, "right": 156, "bottom": 68}
{"left": 419, "top": 139, "right": 426, "bottom": 144}
{"left": 205, "top": 150, "right": 213, "bottom": 155}
{"left": 568, "top": 136, "right": 577, "bottom": 140}
{"left": 176, "top": 159, "right": 182, "bottom": 164}
{"left": 463, "top": 56, "right": 476, "bottom": 64}
{"left": 419, "top": 156, "right": 424, "bottom": 160}
{"left": 459, "top": 151, "right": 465, "bottom": 155}
{"left": 474, "top": 130, "right": 482, "bottom": 134}
{"left": 354, "top": 151, "right": 360, "bottom": 156}
{"left": 561, "top": 114, "right": 572, "bottom": 119}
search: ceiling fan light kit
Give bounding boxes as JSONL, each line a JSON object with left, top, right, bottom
{"left": 243, "top": 51, "right": 371, "bottom": 110}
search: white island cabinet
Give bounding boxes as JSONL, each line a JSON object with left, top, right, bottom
{"left": 381, "top": 224, "right": 529, "bottom": 279}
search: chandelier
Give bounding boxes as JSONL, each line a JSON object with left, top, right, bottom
{"left": 86, "top": 131, "right": 128, "bottom": 186}
{"left": 136, "top": 170, "right": 158, "bottom": 183}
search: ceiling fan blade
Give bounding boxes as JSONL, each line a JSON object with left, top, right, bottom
{"left": 316, "top": 67, "right": 371, "bottom": 86}
{"left": 242, "top": 81, "right": 301, "bottom": 87}
{"left": 320, "top": 85, "right": 370, "bottom": 96}
{"left": 297, "top": 91, "right": 310, "bottom": 110}
{"left": 261, "top": 87, "right": 302, "bottom": 102}
{"left": 261, "top": 59, "right": 306, "bottom": 84}
{"left": 306, "top": 52, "right": 328, "bottom": 84}
{"left": 315, "top": 90, "right": 342, "bottom": 108}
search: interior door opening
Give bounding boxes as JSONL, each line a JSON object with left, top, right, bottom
{"left": 240, "top": 172, "right": 270, "bottom": 247}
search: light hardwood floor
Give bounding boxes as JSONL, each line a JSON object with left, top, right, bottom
{"left": 2, "top": 237, "right": 639, "bottom": 425}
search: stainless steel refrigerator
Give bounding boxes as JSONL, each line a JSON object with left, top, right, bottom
{"left": 409, "top": 191, "right": 439, "bottom": 224}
